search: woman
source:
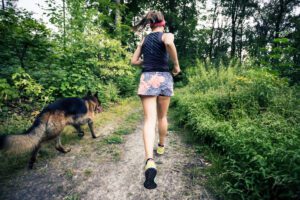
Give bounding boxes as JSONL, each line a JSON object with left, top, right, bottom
{"left": 131, "top": 11, "right": 181, "bottom": 189}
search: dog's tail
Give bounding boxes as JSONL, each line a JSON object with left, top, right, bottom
{"left": 0, "top": 117, "right": 46, "bottom": 154}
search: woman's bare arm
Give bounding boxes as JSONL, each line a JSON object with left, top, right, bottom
{"left": 131, "top": 38, "right": 144, "bottom": 66}
{"left": 163, "top": 33, "right": 181, "bottom": 76}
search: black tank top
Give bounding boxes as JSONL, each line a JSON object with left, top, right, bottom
{"left": 141, "top": 32, "right": 169, "bottom": 72}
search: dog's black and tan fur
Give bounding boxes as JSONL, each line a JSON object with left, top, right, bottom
{"left": 0, "top": 91, "right": 102, "bottom": 169}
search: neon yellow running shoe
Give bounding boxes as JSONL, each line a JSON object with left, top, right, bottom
{"left": 144, "top": 158, "right": 157, "bottom": 189}
{"left": 156, "top": 144, "right": 165, "bottom": 155}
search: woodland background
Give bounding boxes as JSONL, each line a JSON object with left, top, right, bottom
{"left": 0, "top": 0, "right": 299, "bottom": 199}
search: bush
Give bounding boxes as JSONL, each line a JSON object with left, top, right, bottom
{"left": 0, "top": 9, "right": 138, "bottom": 109}
{"left": 173, "top": 62, "right": 300, "bottom": 199}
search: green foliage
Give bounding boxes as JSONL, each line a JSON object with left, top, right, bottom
{"left": 173, "top": 62, "right": 300, "bottom": 199}
{"left": 0, "top": 4, "right": 138, "bottom": 112}
{"left": 102, "top": 82, "right": 120, "bottom": 103}
{"left": 0, "top": 78, "right": 19, "bottom": 106}
{"left": 0, "top": 8, "right": 52, "bottom": 69}
{"left": 12, "top": 71, "right": 43, "bottom": 99}
{"left": 0, "top": 113, "right": 32, "bottom": 136}
{"left": 259, "top": 38, "right": 299, "bottom": 83}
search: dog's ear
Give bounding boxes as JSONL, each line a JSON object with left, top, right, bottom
{"left": 94, "top": 91, "right": 98, "bottom": 97}
{"left": 87, "top": 90, "right": 92, "bottom": 96}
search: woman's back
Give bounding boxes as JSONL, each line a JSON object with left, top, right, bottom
{"left": 141, "top": 32, "right": 169, "bottom": 72}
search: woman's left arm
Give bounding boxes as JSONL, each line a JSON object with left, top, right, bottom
{"left": 131, "top": 38, "right": 144, "bottom": 66}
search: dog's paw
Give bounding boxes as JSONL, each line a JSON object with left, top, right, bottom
{"left": 78, "top": 132, "right": 84, "bottom": 138}
{"left": 64, "top": 148, "right": 71, "bottom": 153}
{"left": 28, "top": 164, "right": 34, "bottom": 170}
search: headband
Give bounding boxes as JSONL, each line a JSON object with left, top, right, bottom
{"left": 150, "top": 19, "right": 166, "bottom": 28}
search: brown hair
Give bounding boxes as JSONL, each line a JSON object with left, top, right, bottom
{"left": 133, "top": 11, "right": 165, "bottom": 31}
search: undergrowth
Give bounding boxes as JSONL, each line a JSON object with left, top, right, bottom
{"left": 172, "top": 61, "right": 300, "bottom": 199}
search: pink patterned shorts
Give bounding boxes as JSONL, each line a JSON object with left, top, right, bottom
{"left": 138, "top": 72, "right": 174, "bottom": 96}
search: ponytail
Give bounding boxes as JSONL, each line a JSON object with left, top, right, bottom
{"left": 133, "top": 11, "right": 165, "bottom": 32}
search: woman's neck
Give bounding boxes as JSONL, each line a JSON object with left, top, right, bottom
{"left": 151, "top": 27, "right": 164, "bottom": 33}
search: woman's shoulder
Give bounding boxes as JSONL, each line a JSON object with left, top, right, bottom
{"left": 162, "top": 33, "right": 174, "bottom": 43}
{"left": 163, "top": 32, "right": 174, "bottom": 36}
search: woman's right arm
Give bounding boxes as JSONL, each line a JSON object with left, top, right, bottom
{"left": 163, "top": 33, "right": 181, "bottom": 76}
{"left": 131, "top": 38, "right": 145, "bottom": 66}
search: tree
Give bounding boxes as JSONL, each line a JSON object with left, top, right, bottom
{"left": 0, "top": 8, "right": 52, "bottom": 71}
{"left": 220, "top": 0, "right": 257, "bottom": 58}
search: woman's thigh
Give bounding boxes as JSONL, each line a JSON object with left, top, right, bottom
{"left": 140, "top": 96, "right": 157, "bottom": 120}
{"left": 157, "top": 96, "right": 171, "bottom": 119}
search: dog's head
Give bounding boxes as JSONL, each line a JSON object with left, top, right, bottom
{"left": 85, "top": 91, "right": 103, "bottom": 113}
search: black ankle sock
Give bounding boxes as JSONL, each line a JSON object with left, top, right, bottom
{"left": 146, "top": 158, "right": 154, "bottom": 164}
{"left": 158, "top": 143, "right": 164, "bottom": 147}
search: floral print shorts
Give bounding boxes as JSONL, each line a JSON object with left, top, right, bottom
{"left": 138, "top": 72, "right": 174, "bottom": 96}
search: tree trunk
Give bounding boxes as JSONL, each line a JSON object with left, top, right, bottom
{"left": 274, "top": 0, "right": 284, "bottom": 39}
{"left": 230, "top": 1, "right": 238, "bottom": 58}
{"left": 181, "top": 3, "right": 187, "bottom": 54}
{"left": 216, "top": 20, "right": 224, "bottom": 55}
{"left": 16, "top": 43, "right": 28, "bottom": 69}
{"left": 238, "top": 5, "right": 246, "bottom": 63}
{"left": 115, "top": 0, "right": 120, "bottom": 28}
{"left": 168, "top": 0, "right": 176, "bottom": 33}
{"left": 239, "top": 22, "right": 243, "bottom": 63}
{"left": 231, "top": 18, "right": 236, "bottom": 58}
{"left": 63, "top": 0, "right": 66, "bottom": 52}
{"left": 209, "top": 2, "right": 218, "bottom": 60}
{"left": 2, "top": 0, "right": 5, "bottom": 10}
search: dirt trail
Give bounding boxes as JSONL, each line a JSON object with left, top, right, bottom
{"left": 82, "top": 124, "right": 213, "bottom": 200}
{"left": 0, "top": 103, "right": 213, "bottom": 200}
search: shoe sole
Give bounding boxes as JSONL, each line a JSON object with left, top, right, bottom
{"left": 144, "top": 168, "right": 157, "bottom": 189}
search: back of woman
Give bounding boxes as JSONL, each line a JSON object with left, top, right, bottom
{"left": 142, "top": 32, "right": 169, "bottom": 72}
{"left": 131, "top": 10, "right": 181, "bottom": 190}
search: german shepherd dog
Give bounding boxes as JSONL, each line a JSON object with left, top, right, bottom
{"left": 0, "top": 91, "right": 102, "bottom": 169}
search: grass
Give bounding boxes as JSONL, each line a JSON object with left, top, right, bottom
{"left": 0, "top": 153, "right": 30, "bottom": 178}
{"left": 169, "top": 100, "right": 244, "bottom": 200}
{"left": 110, "top": 148, "right": 122, "bottom": 162}
{"left": 83, "top": 169, "right": 92, "bottom": 177}
{"left": 184, "top": 164, "right": 203, "bottom": 185}
{"left": 104, "top": 135, "right": 123, "bottom": 144}
{"left": 113, "top": 128, "right": 131, "bottom": 135}
{"left": 92, "top": 97, "right": 141, "bottom": 128}
{"left": 64, "top": 168, "right": 74, "bottom": 180}
{"left": 63, "top": 193, "right": 80, "bottom": 200}
{"left": 169, "top": 107, "right": 220, "bottom": 198}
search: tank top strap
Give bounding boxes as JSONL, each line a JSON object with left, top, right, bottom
{"left": 157, "top": 32, "right": 164, "bottom": 43}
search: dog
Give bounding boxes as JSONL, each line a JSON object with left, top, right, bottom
{"left": 0, "top": 91, "right": 102, "bottom": 169}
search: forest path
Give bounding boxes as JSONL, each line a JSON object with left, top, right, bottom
{"left": 0, "top": 98, "right": 213, "bottom": 200}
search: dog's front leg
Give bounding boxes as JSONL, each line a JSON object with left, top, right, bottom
{"left": 88, "top": 119, "right": 97, "bottom": 138}
{"left": 55, "top": 135, "right": 71, "bottom": 153}
{"left": 73, "top": 124, "right": 84, "bottom": 138}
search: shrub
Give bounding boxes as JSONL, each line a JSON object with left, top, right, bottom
{"left": 173, "top": 62, "right": 300, "bottom": 199}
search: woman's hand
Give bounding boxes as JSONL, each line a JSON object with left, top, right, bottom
{"left": 172, "top": 64, "right": 181, "bottom": 76}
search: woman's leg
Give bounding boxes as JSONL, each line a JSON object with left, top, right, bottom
{"left": 157, "top": 96, "right": 171, "bottom": 146}
{"left": 141, "top": 96, "right": 157, "bottom": 159}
